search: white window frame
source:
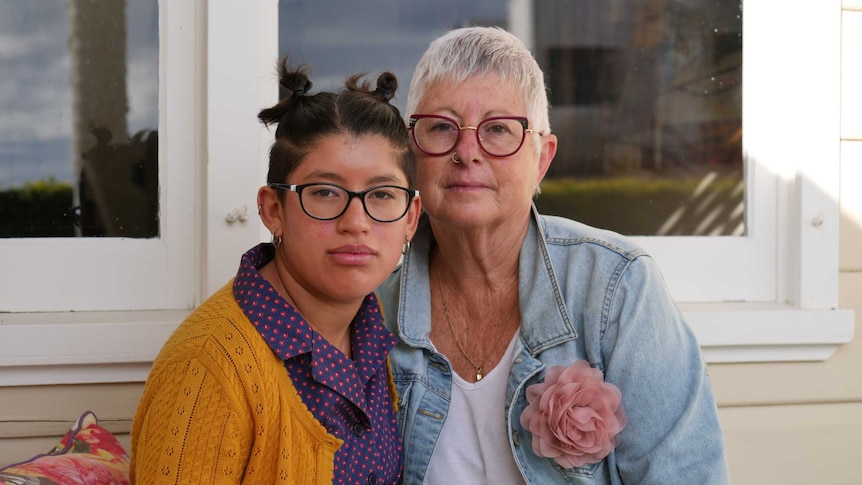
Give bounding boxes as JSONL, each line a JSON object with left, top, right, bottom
{"left": 639, "top": 1, "right": 829, "bottom": 304}
{"left": 647, "top": 0, "right": 854, "bottom": 363}
{"left": 0, "top": 0, "right": 196, "bottom": 313}
{"left": 0, "top": 0, "right": 852, "bottom": 386}
{"left": 0, "top": 0, "right": 274, "bottom": 385}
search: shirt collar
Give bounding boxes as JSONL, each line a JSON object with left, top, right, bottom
{"left": 234, "top": 243, "right": 396, "bottom": 376}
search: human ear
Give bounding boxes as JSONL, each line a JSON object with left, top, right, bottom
{"left": 403, "top": 194, "right": 422, "bottom": 241}
{"left": 536, "top": 133, "right": 557, "bottom": 185}
{"left": 257, "top": 185, "right": 284, "bottom": 237}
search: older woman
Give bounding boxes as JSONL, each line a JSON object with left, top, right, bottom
{"left": 377, "top": 27, "right": 731, "bottom": 484}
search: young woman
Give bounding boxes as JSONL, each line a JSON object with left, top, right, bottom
{"left": 131, "top": 58, "right": 420, "bottom": 485}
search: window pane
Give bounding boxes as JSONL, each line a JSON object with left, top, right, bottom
{"left": 535, "top": 0, "right": 743, "bottom": 236}
{"left": 278, "top": 0, "right": 743, "bottom": 236}
{"left": 278, "top": 0, "right": 509, "bottom": 114}
{"left": 0, "top": 0, "right": 159, "bottom": 238}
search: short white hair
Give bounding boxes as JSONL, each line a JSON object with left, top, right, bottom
{"left": 406, "top": 26, "right": 551, "bottom": 136}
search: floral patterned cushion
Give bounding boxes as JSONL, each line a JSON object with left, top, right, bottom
{"left": 0, "top": 410, "right": 129, "bottom": 485}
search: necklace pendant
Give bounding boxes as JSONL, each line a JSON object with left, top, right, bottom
{"left": 476, "top": 368, "right": 483, "bottom": 381}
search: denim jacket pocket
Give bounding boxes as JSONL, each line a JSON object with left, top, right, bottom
{"left": 516, "top": 438, "right": 604, "bottom": 482}
{"left": 553, "top": 459, "right": 602, "bottom": 479}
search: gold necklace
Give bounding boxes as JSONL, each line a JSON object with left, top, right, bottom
{"left": 437, "top": 278, "right": 516, "bottom": 381}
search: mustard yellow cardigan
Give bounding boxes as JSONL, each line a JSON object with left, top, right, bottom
{"left": 130, "top": 282, "right": 398, "bottom": 484}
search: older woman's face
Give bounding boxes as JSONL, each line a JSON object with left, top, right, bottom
{"left": 411, "top": 73, "right": 555, "bottom": 230}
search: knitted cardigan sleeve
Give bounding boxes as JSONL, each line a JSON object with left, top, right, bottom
{"left": 131, "top": 350, "right": 252, "bottom": 484}
{"left": 130, "top": 289, "right": 260, "bottom": 485}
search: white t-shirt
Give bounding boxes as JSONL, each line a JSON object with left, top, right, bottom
{"left": 424, "top": 333, "right": 526, "bottom": 485}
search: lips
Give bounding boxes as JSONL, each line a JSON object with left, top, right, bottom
{"left": 329, "top": 244, "right": 376, "bottom": 265}
{"left": 444, "top": 178, "right": 489, "bottom": 189}
{"left": 444, "top": 180, "right": 491, "bottom": 195}
{"left": 331, "top": 244, "right": 374, "bottom": 255}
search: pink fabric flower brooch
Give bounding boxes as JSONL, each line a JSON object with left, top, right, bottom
{"left": 520, "top": 360, "right": 627, "bottom": 468}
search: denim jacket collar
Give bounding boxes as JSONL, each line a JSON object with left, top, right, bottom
{"left": 395, "top": 205, "right": 578, "bottom": 356}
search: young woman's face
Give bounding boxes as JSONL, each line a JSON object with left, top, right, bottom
{"left": 277, "top": 133, "right": 419, "bottom": 305}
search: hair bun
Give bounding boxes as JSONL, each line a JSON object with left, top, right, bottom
{"left": 281, "top": 68, "right": 312, "bottom": 98}
{"left": 375, "top": 72, "right": 398, "bottom": 102}
{"left": 375, "top": 87, "right": 392, "bottom": 100}
{"left": 292, "top": 79, "right": 312, "bottom": 97}
{"left": 259, "top": 57, "right": 314, "bottom": 126}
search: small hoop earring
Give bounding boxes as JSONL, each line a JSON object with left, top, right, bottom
{"left": 402, "top": 239, "right": 411, "bottom": 255}
{"left": 272, "top": 234, "right": 282, "bottom": 248}
{"left": 451, "top": 152, "right": 461, "bottom": 164}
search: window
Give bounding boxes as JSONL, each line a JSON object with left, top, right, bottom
{"left": 275, "top": 0, "right": 755, "bottom": 302}
{"left": 536, "top": 1, "right": 743, "bottom": 238}
{"left": 0, "top": 0, "right": 195, "bottom": 313}
{"left": 0, "top": 0, "right": 208, "bottom": 385}
{"left": 276, "top": 0, "right": 852, "bottom": 361}
{"left": 0, "top": 1, "right": 159, "bottom": 239}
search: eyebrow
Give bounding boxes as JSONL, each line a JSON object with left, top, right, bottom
{"left": 429, "top": 110, "right": 522, "bottom": 121}
{"left": 302, "top": 171, "right": 404, "bottom": 186}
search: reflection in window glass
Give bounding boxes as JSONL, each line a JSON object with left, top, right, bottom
{"left": 536, "top": 0, "right": 743, "bottom": 236}
{"left": 280, "top": 0, "right": 742, "bottom": 236}
{"left": 0, "top": 0, "right": 159, "bottom": 238}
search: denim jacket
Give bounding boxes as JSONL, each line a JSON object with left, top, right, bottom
{"left": 377, "top": 207, "right": 731, "bottom": 485}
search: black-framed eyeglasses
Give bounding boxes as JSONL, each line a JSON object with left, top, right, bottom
{"left": 409, "top": 114, "right": 540, "bottom": 158}
{"left": 268, "top": 182, "right": 418, "bottom": 223}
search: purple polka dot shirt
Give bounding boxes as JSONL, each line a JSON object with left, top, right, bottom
{"left": 233, "top": 243, "right": 402, "bottom": 485}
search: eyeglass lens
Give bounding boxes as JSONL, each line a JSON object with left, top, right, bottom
{"left": 298, "top": 184, "right": 412, "bottom": 222}
{"left": 411, "top": 116, "right": 526, "bottom": 157}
